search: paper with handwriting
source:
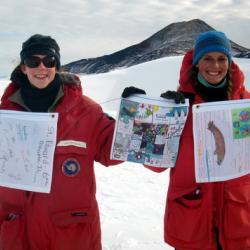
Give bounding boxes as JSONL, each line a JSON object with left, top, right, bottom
{"left": 193, "top": 99, "right": 250, "bottom": 182}
{"left": 0, "top": 110, "right": 58, "bottom": 193}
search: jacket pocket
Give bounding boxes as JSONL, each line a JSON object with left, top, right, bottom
{"left": 52, "top": 147, "right": 94, "bottom": 211}
{"left": 51, "top": 207, "right": 93, "bottom": 227}
{"left": 50, "top": 207, "right": 95, "bottom": 250}
{"left": 166, "top": 187, "right": 208, "bottom": 242}
{"left": 0, "top": 213, "right": 26, "bottom": 250}
{"left": 55, "top": 143, "right": 93, "bottom": 176}
{"left": 224, "top": 184, "right": 250, "bottom": 239}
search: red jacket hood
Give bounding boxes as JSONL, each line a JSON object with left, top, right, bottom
{"left": 178, "top": 50, "right": 249, "bottom": 100}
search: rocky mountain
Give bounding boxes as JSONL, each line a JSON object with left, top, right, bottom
{"left": 63, "top": 19, "right": 250, "bottom": 74}
{"left": 234, "top": 51, "right": 250, "bottom": 58}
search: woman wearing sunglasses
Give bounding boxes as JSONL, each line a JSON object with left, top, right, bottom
{"left": 0, "top": 34, "right": 122, "bottom": 250}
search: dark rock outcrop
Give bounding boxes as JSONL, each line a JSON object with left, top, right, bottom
{"left": 63, "top": 19, "right": 250, "bottom": 74}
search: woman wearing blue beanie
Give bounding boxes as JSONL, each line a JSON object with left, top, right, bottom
{"left": 121, "top": 30, "right": 250, "bottom": 249}
{"left": 157, "top": 30, "right": 250, "bottom": 250}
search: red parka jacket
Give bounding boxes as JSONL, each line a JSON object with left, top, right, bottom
{"left": 156, "top": 51, "right": 250, "bottom": 249}
{"left": 0, "top": 72, "right": 120, "bottom": 250}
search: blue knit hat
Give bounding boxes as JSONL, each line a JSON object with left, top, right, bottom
{"left": 193, "top": 31, "right": 232, "bottom": 65}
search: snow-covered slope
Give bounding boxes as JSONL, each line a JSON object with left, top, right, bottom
{"left": 0, "top": 56, "right": 249, "bottom": 250}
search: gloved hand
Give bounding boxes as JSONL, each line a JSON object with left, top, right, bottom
{"left": 121, "top": 86, "right": 146, "bottom": 98}
{"left": 160, "top": 91, "right": 185, "bottom": 104}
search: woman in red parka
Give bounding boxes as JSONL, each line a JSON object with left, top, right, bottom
{"left": 0, "top": 34, "right": 121, "bottom": 250}
{"left": 158, "top": 31, "right": 250, "bottom": 250}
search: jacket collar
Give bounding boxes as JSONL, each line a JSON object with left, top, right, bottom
{"left": 8, "top": 85, "right": 64, "bottom": 112}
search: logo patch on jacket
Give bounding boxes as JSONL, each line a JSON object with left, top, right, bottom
{"left": 62, "top": 158, "right": 80, "bottom": 176}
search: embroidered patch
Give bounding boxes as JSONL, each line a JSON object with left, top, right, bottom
{"left": 62, "top": 159, "right": 80, "bottom": 177}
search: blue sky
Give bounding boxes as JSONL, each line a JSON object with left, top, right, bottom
{"left": 0, "top": 0, "right": 250, "bottom": 77}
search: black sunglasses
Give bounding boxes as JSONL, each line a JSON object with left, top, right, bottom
{"left": 23, "top": 56, "right": 56, "bottom": 68}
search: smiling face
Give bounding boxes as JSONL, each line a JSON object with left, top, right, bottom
{"left": 196, "top": 52, "right": 229, "bottom": 84}
{"left": 21, "top": 55, "right": 57, "bottom": 89}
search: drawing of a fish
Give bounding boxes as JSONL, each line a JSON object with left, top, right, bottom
{"left": 207, "top": 121, "right": 225, "bottom": 165}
